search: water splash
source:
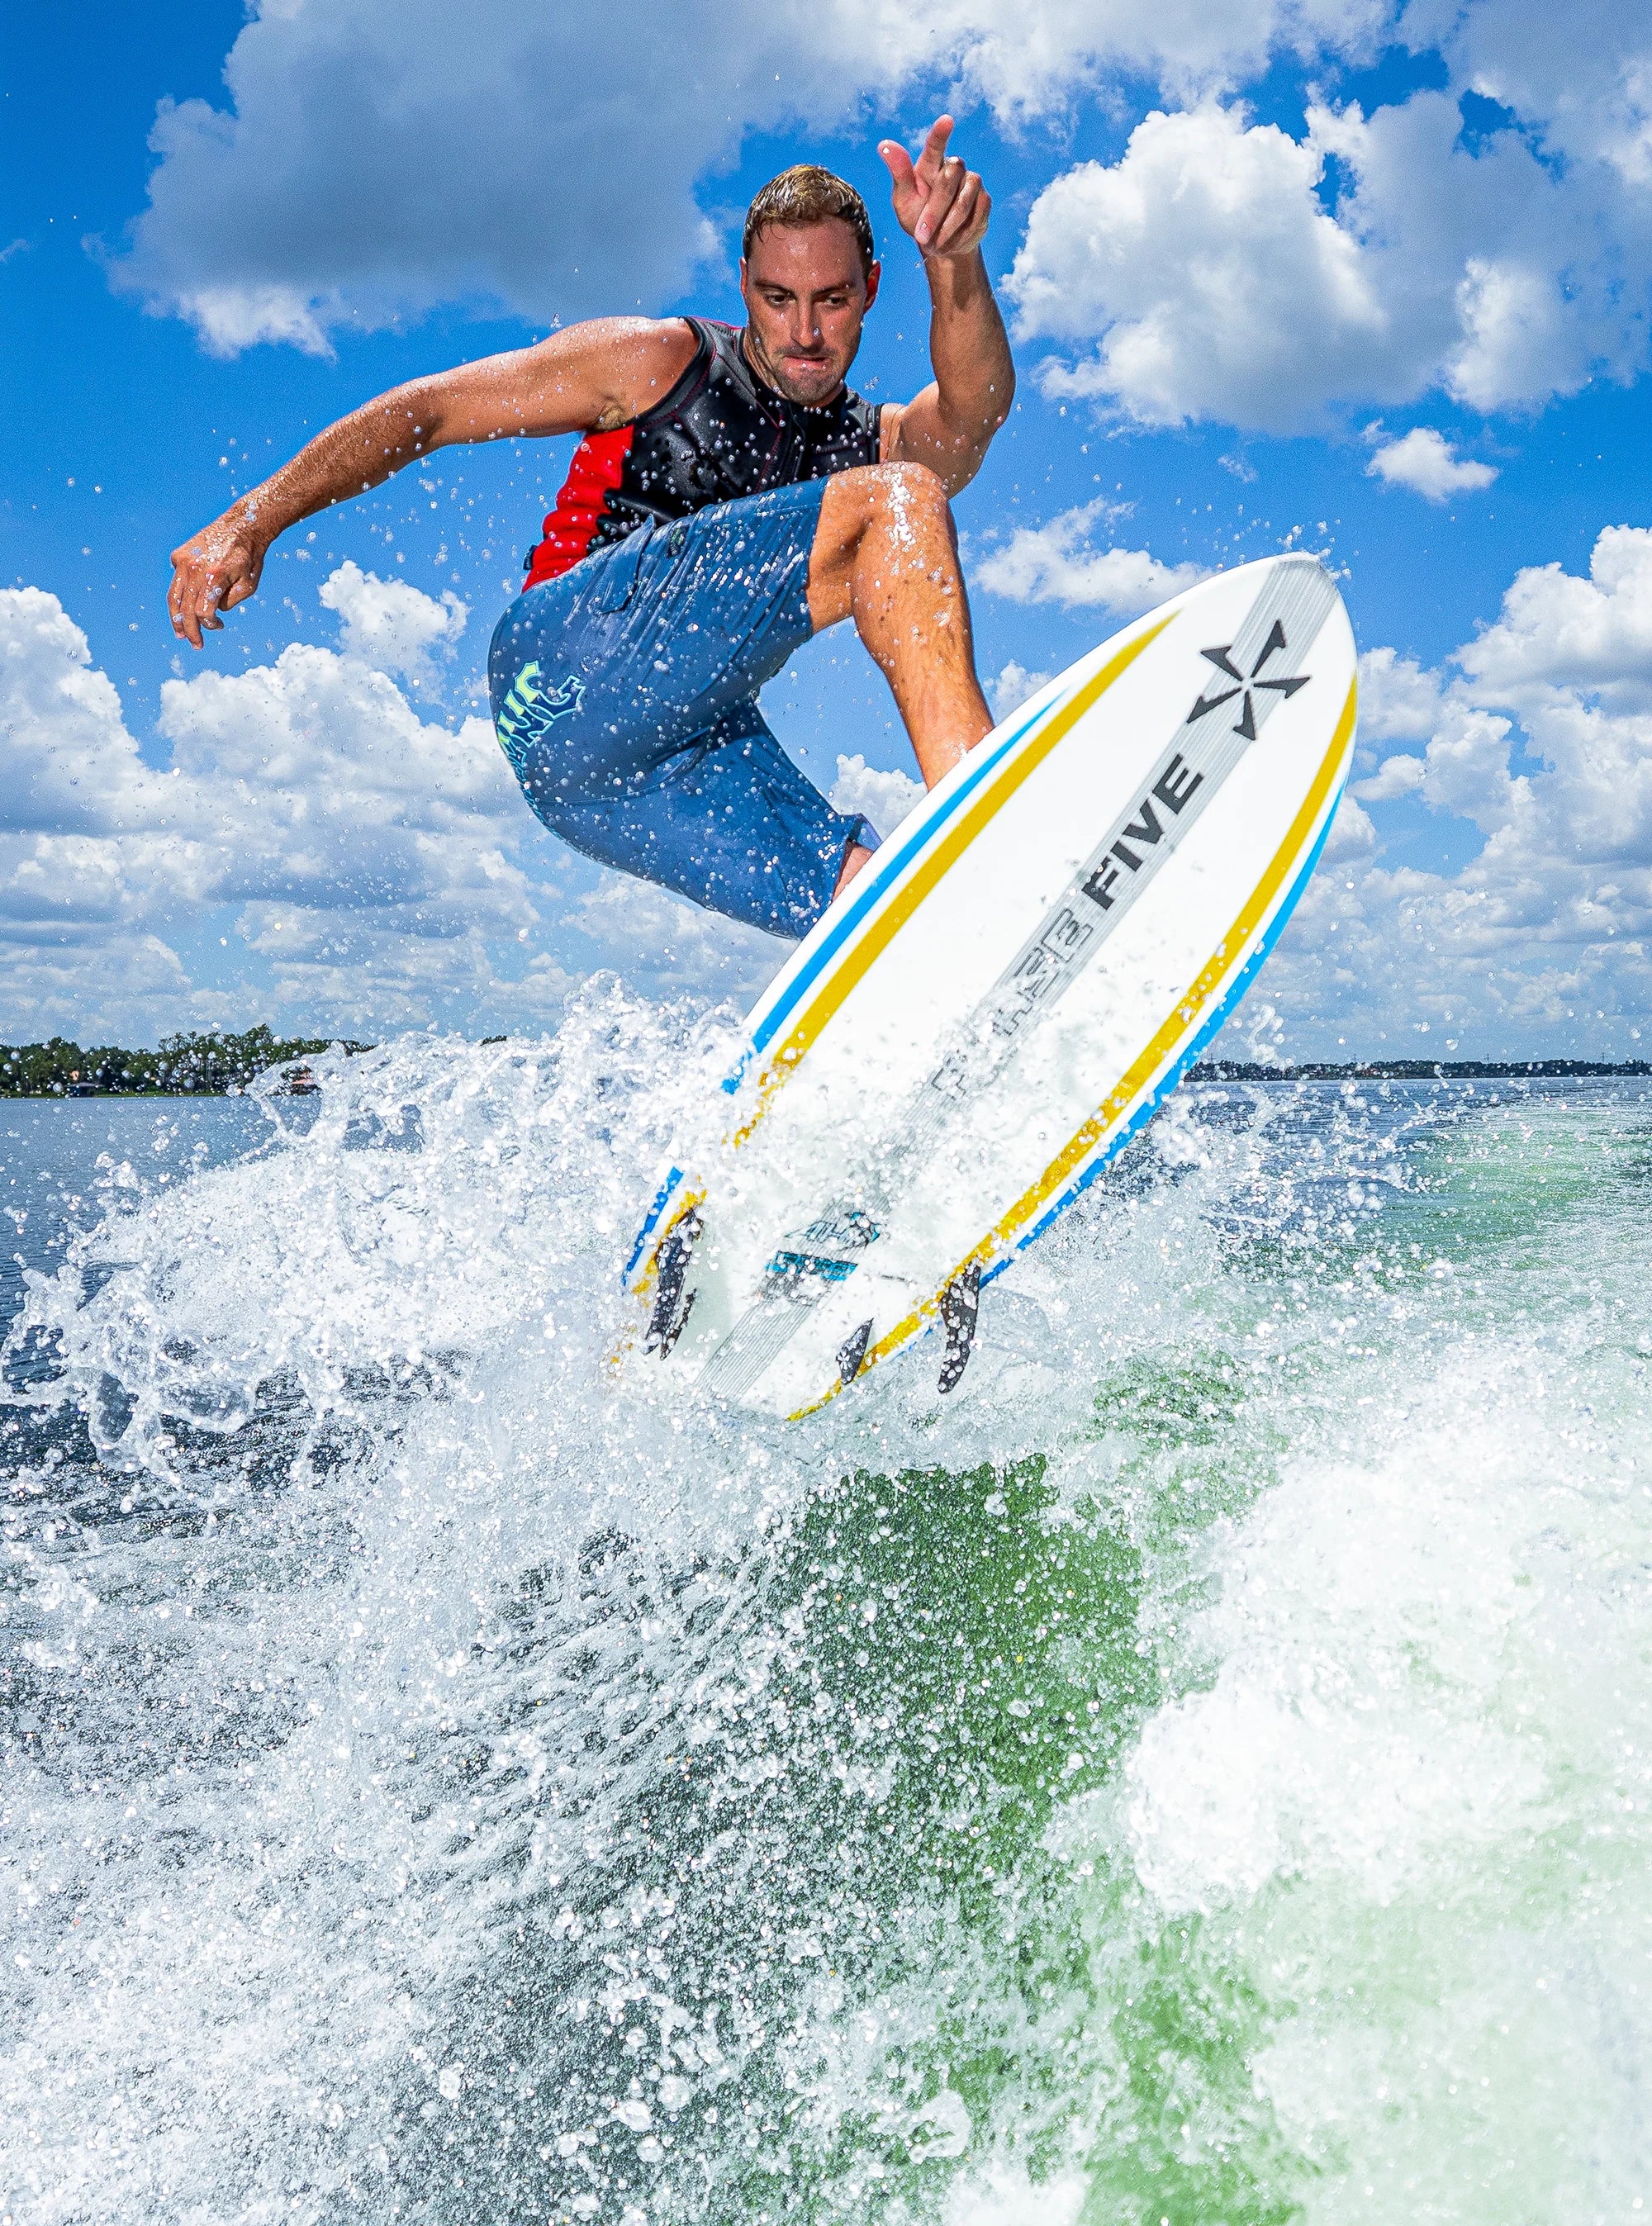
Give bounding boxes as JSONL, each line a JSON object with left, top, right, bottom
{"left": 5, "top": 1017, "right": 1650, "bottom": 2223}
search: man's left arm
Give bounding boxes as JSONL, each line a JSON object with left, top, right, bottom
{"left": 878, "top": 117, "right": 1015, "bottom": 497}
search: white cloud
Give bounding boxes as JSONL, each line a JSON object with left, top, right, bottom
{"left": 829, "top": 752, "right": 925, "bottom": 835}
{"left": 986, "top": 661, "right": 1056, "bottom": 718}
{"left": 569, "top": 879, "right": 783, "bottom": 1004}
{"left": 175, "top": 283, "right": 338, "bottom": 360}
{"left": 1009, "top": 61, "right": 1652, "bottom": 430}
{"left": 0, "top": 572, "right": 565, "bottom": 1040}
{"left": 318, "top": 561, "right": 467, "bottom": 686}
{"left": 109, "top": 0, "right": 1398, "bottom": 353}
{"left": 1351, "top": 752, "right": 1427, "bottom": 803}
{"left": 1409, "top": 0, "right": 1652, "bottom": 184}
{"left": 1366, "top": 426, "right": 1498, "bottom": 500}
{"left": 1356, "top": 646, "right": 1447, "bottom": 743}
{"left": 0, "top": 588, "right": 174, "bottom": 837}
{"left": 1455, "top": 526, "right": 1652, "bottom": 709}
{"left": 99, "top": 0, "right": 1652, "bottom": 456}
{"left": 1009, "top": 103, "right": 1390, "bottom": 430}
{"left": 975, "top": 501, "right": 1207, "bottom": 612}
{"left": 1262, "top": 525, "right": 1652, "bottom": 1055}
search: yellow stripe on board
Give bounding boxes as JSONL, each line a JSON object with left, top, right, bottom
{"left": 729, "top": 615, "right": 1174, "bottom": 1150}
{"left": 789, "top": 672, "right": 1360, "bottom": 1419}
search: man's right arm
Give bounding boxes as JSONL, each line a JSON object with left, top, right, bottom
{"left": 169, "top": 317, "right": 696, "bottom": 648}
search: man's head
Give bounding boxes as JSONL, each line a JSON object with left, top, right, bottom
{"left": 740, "top": 166, "right": 880, "bottom": 406}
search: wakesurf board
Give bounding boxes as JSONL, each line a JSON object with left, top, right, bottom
{"left": 622, "top": 552, "right": 1357, "bottom": 1418}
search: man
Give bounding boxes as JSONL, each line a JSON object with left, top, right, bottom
{"left": 169, "top": 118, "right": 1014, "bottom": 940}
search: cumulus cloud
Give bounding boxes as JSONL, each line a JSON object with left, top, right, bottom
{"left": 1009, "top": 59, "right": 1652, "bottom": 430}
{"left": 568, "top": 879, "right": 782, "bottom": 1004}
{"left": 1009, "top": 103, "right": 1390, "bottom": 430}
{"left": 101, "top": 0, "right": 1652, "bottom": 457}
{"left": 318, "top": 561, "right": 467, "bottom": 685}
{"left": 108, "top": 0, "right": 1395, "bottom": 354}
{"left": 974, "top": 501, "right": 1207, "bottom": 612}
{"left": 0, "top": 572, "right": 548, "bottom": 1039}
{"left": 1351, "top": 752, "right": 1428, "bottom": 803}
{"left": 1356, "top": 646, "right": 1448, "bottom": 743}
{"left": 0, "top": 589, "right": 176, "bottom": 838}
{"left": 1409, "top": 0, "right": 1652, "bottom": 183}
{"left": 987, "top": 661, "right": 1057, "bottom": 718}
{"left": 829, "top": 751, "right": 925, "bottom": 834}
{"left": 1455, "top": 525, "right": 1652, "bottom": 710}
{"left": 1265, "top": 524, "right": 1652, "bottom": 1055}
{"left": 1365, "top": 426, "right": 1498, "bottom": 500}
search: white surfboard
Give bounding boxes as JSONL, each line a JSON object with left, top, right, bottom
{"left": 622, "top": 553, "right": 1357, "bottom": 1419}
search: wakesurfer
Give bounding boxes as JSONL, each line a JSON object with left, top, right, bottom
{"left": 168, "top": 118, "right": 1014, "bottom": 939}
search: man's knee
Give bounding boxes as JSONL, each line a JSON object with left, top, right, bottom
{"left": 827, "top": 461, "right": 955, "bottom": 558}
{"left": 866, "top": 459, "right": 950, "bottom": 523}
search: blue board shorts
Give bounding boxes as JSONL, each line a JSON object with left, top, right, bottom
{"left": 488, "top": 479, "right": 878, "bottom": 939}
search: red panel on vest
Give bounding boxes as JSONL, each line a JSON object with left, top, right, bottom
{"left": 523, "top": 426, "right": 634, "bottom": 590}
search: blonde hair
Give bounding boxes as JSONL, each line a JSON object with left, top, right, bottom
{"left": 743, "top": 165, "right": 876, "bottom": 276}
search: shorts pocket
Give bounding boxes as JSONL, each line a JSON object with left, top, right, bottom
{"left": 586, "top": 526, "right": 652, "bottom": 614}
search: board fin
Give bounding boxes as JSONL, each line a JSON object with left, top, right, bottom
{"left": 937, "top": 1263, "right": 981, "bottom": 1394}
{"left": 645, "top": 1210, "right": 702, "bottom": 1358}
{"left": 837, "top": 1319, "right": 873, "bottom": 1387}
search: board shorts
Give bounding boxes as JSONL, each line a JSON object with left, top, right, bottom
{"left": 487, "top": 478, "right": 879, "bottom": 939}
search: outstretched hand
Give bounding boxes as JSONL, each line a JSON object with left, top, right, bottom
{"left": 878, "top": 116, "right": 991, "bottom": 259}
{"left": 169, "top": 513, "right": 266, "bottom": 648}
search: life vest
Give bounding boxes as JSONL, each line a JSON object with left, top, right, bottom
{"left": 522, "top": 317, "right": 882, "bottom": 591}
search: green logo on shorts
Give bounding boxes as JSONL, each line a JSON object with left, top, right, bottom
{"left": 496, "top": 662, "right": 586, "bottom": 773}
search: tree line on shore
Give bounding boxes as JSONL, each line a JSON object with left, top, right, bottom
{"left": 3, "top": 1029, "right": 1648, "bottom": 1099}
{"left": 1192, "top": 1058, "right": 1652, "bottom": 1081}
{"left": 0, "top": 1026, "right": 368, "bottom": 1097}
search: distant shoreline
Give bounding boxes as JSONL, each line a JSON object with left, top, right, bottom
{"left": 2, "top": 1027, "right": 364, "bottom": 1100}
{"left": 1190, "top": 1059, "right": 1652, "bottom": 1082}
{"left": 4, "top": 1031, "right": 1650, "bottom": 1100}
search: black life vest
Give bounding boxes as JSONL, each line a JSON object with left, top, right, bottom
{"left": 522, "top": 316, "right": 882, "bottom": 590}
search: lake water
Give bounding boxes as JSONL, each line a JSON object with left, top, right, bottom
{"left": 4, "top": 1002, "right": 1649, "bottom": 2224}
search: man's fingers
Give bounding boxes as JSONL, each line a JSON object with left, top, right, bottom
{"left": 930, "top": 173, "right": 986, "bottom": 253}
{"left": 201, "top": 567, "right": 235, "bottom": 624}
{"left": 169, "top": 548, "right": 252, "bottom": 647}
{"left": 168, "top": 567, "right": 203, "bottom": 648}
{"left": 915, "top": 154, "right": 966, "bottom": 246}
{"left": 914, "top": 114, "right": 954, "bottom": 191}
{"left": 878, "top": 139, "right": 917, "bottom": 199}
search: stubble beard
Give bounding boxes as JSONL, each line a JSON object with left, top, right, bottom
{"left": 743, "top": 327, "right": 845, "bottom": 410}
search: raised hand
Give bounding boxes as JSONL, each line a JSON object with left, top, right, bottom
{"left": 169, "top": 512, "right": 267, "bottom": 648}
{"left": 878, "top": 115, "right": 991, "bottom": 260}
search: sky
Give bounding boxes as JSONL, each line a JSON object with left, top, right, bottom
{"left": 4, "top": 0, "right": 1652, "bottom": 1060}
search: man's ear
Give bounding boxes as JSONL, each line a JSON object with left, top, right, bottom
{"left": 863, "top": 259, "right": 881, "bottom": 312}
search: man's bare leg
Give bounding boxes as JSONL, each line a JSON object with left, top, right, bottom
{"left": 811, "top": 462, "right": 992, "bottom": 776}
{"left": 809, "top": 463, "right": 993, "bottom": 899}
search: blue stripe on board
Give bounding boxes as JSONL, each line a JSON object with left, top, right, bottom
{"left": 622, "top": 1164, "right": 685, "bottom": 1284}
{"left": 722, "top": 695, "right": 1063, "bottom": 1094}
{"left": 976, "top": 790, "right": 1344, "bottom": 1291}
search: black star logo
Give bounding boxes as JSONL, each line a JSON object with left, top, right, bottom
{"left": 1186, "top": 619, "right": 1310, "bottom": 738}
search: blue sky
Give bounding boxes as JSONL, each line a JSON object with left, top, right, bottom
{"left": 5, "top": 0, "right": 1652, "bottom": 1056}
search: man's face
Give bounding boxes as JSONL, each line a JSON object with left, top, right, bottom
{"left": 740, "top": 218, "right": 881, "bottom": 406}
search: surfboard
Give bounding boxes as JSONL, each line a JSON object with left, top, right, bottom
{"left": 622, "top": 552, "right": 1357, "bottom": 1419}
